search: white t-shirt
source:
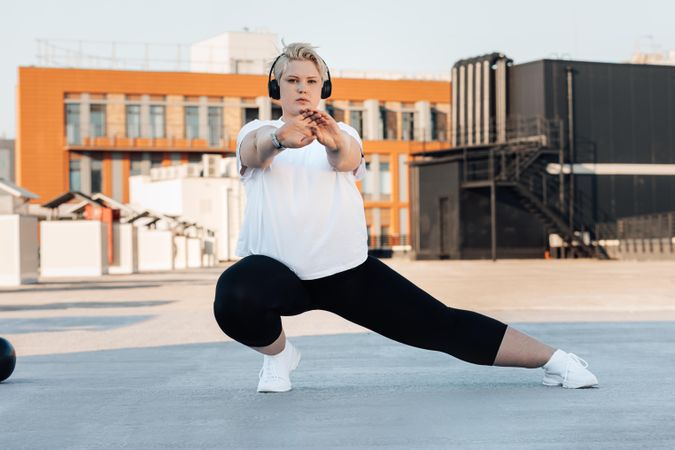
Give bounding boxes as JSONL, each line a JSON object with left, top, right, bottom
{"left": 234, "top": 119, "right": 369, "bottom": 280}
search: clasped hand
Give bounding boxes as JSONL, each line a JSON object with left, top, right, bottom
{"left": 275, "top": 109, "right": 348, "bottom": 151}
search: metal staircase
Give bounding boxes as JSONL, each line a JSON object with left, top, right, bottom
{"left": 458, "top": 117, "right": 609, "bottom": 258}
{"left": 508, "top": 157, "right": 610, "bottom": 258}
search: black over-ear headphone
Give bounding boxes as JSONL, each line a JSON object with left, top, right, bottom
{"left": 267, "top": 53, "right": 332, "bottom": 100}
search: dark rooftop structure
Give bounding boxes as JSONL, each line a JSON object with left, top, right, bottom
{"left": 411, "top": 56, "right": 675, "bottom": 260}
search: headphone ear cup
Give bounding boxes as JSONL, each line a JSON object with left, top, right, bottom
{"left": 268, "top": 80, "right": 281, "bottom": 100}
{"left": 321, "top": 80, "right": 332, "bottom": 99}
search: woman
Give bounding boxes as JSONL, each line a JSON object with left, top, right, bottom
{"left": 213, "top": 43, "right": 599, "bottom": 393}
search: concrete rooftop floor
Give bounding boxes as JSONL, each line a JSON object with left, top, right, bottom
{"left": 1, "top": 258, "right": 674, "bottom": 449}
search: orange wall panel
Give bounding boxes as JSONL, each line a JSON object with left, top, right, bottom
{"left": 122, "top": 153, "right": 130, "bottom": 204}
{"left": 17, "top": 66, "right": 452, "bottom": 203}
{"left": 102, "top": 153, "right": 112, "bottom": 197}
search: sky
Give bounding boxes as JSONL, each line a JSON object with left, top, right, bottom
{"left": 1, "top": 0, "right": 674, "bottom": 138}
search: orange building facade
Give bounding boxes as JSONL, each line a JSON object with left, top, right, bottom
{"left": 16, "top": 67, "right": 451, "bottom": 248}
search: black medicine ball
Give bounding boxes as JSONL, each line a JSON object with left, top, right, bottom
{"left": 0, "top": 337, "right": 16, "bottom": 382}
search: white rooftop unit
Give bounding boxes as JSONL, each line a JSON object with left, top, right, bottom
{"left": 0, "top": 178, "right": 39, "bottom": 215}
{"left": 0, "top": 180, "right": 39, "bottom": 286}
{"left": 129, "top": 158, "right": 244, "bottom": 262}
{"left": 190, "top": 30, "right": 279, "bottom": 74}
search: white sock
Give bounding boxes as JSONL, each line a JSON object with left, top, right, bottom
{"left": 542, "top": 349, "right": 567, "bottom": 371}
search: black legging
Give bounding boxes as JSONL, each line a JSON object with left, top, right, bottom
{"left": 213, "top": 254, "right": 509, "bottom": 366}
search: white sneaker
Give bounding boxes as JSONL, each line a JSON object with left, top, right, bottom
{"left": 542, "top": 350, "right": 599, "bottom": 389}
{"left": 256, "top": 341, "right": 302, "bottom": 393}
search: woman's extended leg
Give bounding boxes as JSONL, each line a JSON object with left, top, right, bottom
{"left": 303, "top": 256, "right": 509, "bottom": 366}
{"left": 493, "top": 327, "right": 555, "bottom": 367}
{"left": 303, "top": 256, "right": 597, "bottom": 387}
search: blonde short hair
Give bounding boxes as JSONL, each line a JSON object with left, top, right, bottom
{"left": 272, "top": 42, "right": 328, "bottom": 82}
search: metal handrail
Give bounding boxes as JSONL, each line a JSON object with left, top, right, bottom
{"left": 595, "top": 212, "right": 675, "bottom": 240}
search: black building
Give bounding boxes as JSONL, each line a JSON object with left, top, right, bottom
{"left": 410, "top": 55, "right": 675, "bottom": 260}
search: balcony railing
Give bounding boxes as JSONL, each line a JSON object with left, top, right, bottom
{"left": 368, "top": 234, "right": 410, "bottom": 249}
{"left": 65, "top": 135, "right": 237, "bottom": 151}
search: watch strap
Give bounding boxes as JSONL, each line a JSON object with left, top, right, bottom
{"left": 270, "top": 130, "right": 285, "bottom": 150}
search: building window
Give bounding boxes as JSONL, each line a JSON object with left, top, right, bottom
{"left": 208, "top": 106, "right": 222, "bottom": 146}
{"left": 381, "top": 226, "right": 391, "bottom": 247}
{"left": 150, "top": 105, "right": 165, "bottom": 138}
{"left": 399, "top": 154, "right": 408, "bottom": 202}
{"left": 150, "top": 152, "right": 163, "bottom": 169}
{"left": 380, "top": 107, "right": 386, "bottom": 139}
{"left": 325, "top": 103, "right": 345, "bottom": 122}
{"left": 90, "top": 104, "right": 106, "bottom": 138}
{"left": 380, "top": 160, "right": 391, "bottom": 201}
{"left": 333, "top": 107, "right": 345, "bottom": 122}
{"left": 363, "top": 157, "right": 376, "bottom": 201}
{"left": 171, "top": 153, "right": 181, "bottom": 166}
{"left": 382, "top": 107, "right": 397, "bottom": 140}
{"left": 401, "top": 112, "right": 414, "bottom": 141}
{"left": 400, "top": 207, "right": 409, "bottom": 245}
{"left": 69, "top": 158, "right": 81, "bottom": 191}
{"left": 111, "top": 152, "right": 123, "bottom": 202}
{"left": 350, "top": 110, "right": 363, "bottom": 137}
{"left": 126, "top": 105, "right": 141, "bottom": 138}
{"left": 243, "top": 107, "right": 258, "bottom": 126}
{"left": 432, "top": 108, "right": 447, "bottom": 141}
{"left": 91, "top": 154, "right": 102, "bottom": 193}
{"left": 0, "top": 148, "right": 10, "bottom": 182}
{"left": 185, "top": 106, "right": 199, "bottom": 140}
{"left": 130, "top": 153, "right": 143, "bottom": 176}
{"left": 272, "top": 105, "right": 282, "bottom": 120}
{"left": 65, "top": 104, "right": 81, "bottom": 145}
{"left": 188, "top": 153, "right": 202, "bottom": 164}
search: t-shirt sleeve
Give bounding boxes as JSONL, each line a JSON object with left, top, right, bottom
{"left": 338, "top": 122, "right": 366, "bottom": 182}
{"left": 236, "top": 119, "right": 265, "bottom": 181}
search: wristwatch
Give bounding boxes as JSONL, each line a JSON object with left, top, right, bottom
{"left": 270, "top": 130, "right": 285, "bottom": 150}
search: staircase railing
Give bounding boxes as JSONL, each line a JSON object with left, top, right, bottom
{"left": 460, "top": 146, "right": 611, "bottom": 257}
{"left": 509, "top": 157, "right": 612, "bottom": 257}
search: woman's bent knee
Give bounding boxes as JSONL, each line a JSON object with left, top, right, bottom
{"left": 212, "top": 255, "right": 294, "bottom": 346}
{"left": 213, "top": 262, "right": 258, "bottom": 337}
{"left": 213, "top": 279, "right": 279, "bottom": 347}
